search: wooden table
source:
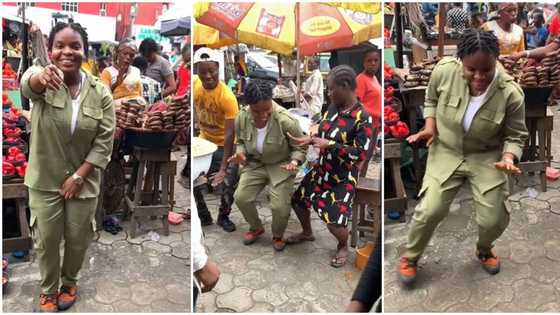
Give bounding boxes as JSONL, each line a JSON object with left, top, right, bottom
{"left": 511, "top": 87, "right": 554, "bottom": 192}
{"left": 3, "top": 182, "right": 32, "bottom": 259}
{"left": 392, "top": 69, "right": 428, "bottom": 194}
{"left": 384, "top": 138, "right": 408, "bottom": 222}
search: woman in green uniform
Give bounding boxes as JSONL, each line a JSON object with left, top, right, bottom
{"left": 228, "top": 79, "right": 306, "bottom": 251}
{"left": 398, "top": 29, "right": 528, "bottom": 285}
{"left": 20, "top": 22, "right": 115, "bottom": 311}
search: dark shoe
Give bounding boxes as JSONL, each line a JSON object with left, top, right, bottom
{"left": 199, "top": 213, "right": 213, "bottom": 226}
{"left": 243, "top": 228, "right": 265, "bottom": 245}
{"left": 477, "top": 250, "right": 500, "bottom": 275}
{"left": 38, "top": 293, "right": 58, "bottom": 313}
{"left": 398, "top": 257, "right": 417, "bottom": 285}
{"left": 217, "top": 215, "right": 236, "bottom": 232}
{"left": 286, "top": 233, "right": 315, "bottom": 245}
{"left": 272, "top": 237, "right": 286, "bottom": 251}
{"left": 57, "top": 285, "right": 77, "bottom": 311}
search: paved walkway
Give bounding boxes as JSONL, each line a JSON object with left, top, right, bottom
{"left": 196, "top": 162, "right": 380, "bottom": 313}
{"left": 384, "top": 104, "right": 560, "bottom": 312}
{"left": 3, "top": 150, "right": 190, "bottom": 312}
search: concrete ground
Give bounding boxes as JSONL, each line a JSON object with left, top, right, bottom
{"left": 3, "top": 149, "right": 190, "bottom": 312}
{"left": 384, "top": 102, "right": 560, "bottom": 312}
{"left": 196, "top": 161, "right": 379, "bottom": 313}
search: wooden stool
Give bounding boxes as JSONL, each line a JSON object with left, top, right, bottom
{"left": 125, "top": 147, "right": 173, "bottom": 238}
{"left": 351, "top": 177, "right": 380, "bottom": 248}
{"left": 545, "top": 108, "right": 553, "bottom": 165}
{"left": 384, "top": 139, "right": 408, "bottom": 222}
{"left": 160, "top": 160, "right": 177, "bottom": 211}
{"left": 511, "top": 102, "right": 549, "bottom": 192}
{"left": 3, "top": 182, "right": 32, "bottom": 260}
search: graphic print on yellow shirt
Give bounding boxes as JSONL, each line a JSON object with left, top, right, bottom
{"left": 194, "top": 79, "right": 239, "bottom": 146}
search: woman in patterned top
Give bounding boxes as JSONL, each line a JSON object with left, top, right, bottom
{"left": 100, "top": 39, "right": 142, "bottom": 109}
{"left": 288, "top": 65, "right": 374, "bottom": 267}
{"left": 482, "top": 3, "right": 525, "bottom": 55}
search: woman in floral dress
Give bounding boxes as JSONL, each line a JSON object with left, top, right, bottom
{"left": 289, "top": 65, "right": 374, "bottom": 267}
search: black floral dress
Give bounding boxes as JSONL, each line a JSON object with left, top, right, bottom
{"left": 292, "top": 102, "right": 373, "bottom": 227}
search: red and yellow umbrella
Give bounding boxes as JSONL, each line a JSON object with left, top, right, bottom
{"left": 194, "top": 2, "right": 381, "bottom": 56}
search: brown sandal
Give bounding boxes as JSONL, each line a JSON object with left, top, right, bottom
{"left": 330, "top": 254, "right": 348, "bottom": 268}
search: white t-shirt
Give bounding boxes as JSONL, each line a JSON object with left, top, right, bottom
{"left": 302, "top": 69, "right": 324, "bottom": 115}
{"left": 71, "top": 71, "right": 85, "bottom": 135}
{"left": 256, "top": 125, "right": 268, "bottom": 154}
{"left": 462, "top": 71, "right": 498, "bottom": 132}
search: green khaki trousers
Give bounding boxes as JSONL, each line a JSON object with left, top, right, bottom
{"left": 29, "top": 188, "right": 97, "bottom": 294}
{"left": 404, "top": 161, "right": 510, "bottom": 261}
{"left": 234, "top": 166, "right": 293, "bottom": 238}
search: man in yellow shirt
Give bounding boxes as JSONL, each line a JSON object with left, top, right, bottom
{"left": 193, "top": 48, "right": 239, "bottom": 232}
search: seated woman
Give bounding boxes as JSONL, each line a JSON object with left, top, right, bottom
{"left": 100, "top": 39, "right": 142, "bottom": 109}
{"left": 288, "top": 65, "right": 374, "bottom": 267}
{"left": 228, "top": 79, "right": 306, "bottom": 251}
{"left": 398, "top": 29, "right": 528, "bottom": 285}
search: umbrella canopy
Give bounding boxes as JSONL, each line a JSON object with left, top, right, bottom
{"left": 193, "top": 23, "right": 237, "bottom": 48}
{"left": 325, "top": 3, "right": 382, "bottom": 15}
{"left": 160, "top": 16, "right": 191, "bottom": 37}
{"left": 194, "top": 2, "right": 381, "bottom": 56}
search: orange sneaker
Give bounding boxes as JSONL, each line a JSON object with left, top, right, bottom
{"left": 272, "top": 237, "right": 286, "bottom": 251}
{"left": 477, "top": 250, "right": 500, "bottom": 275}
{"left": 57, "top": 285, "right": 78, "bottom": 311}
{"left": 243, "top": 227, "right": 264, "bottom": 245}
{"left": 38, "top": 293, "right": 58, "bottom": 313}
{"left": 398, "top": 257, "right": 417, "bottom": 285}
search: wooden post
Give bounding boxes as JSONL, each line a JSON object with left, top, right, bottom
{"left": 437, "top": 3, "right": 446, "bottom": 58}
{"left": 21, "top": 5, "right": 30, "bottom": 110}
{"left": 395, "top": 3, "right": 403, "bottom": 68}
{"left": 295, "top": 3, "right": 301, "bottom": 108}
{"left": 277, "top": 53, "right": 282, "bottom": 78}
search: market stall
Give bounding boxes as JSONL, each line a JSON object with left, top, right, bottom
{"left": 117, "top": 95, "right": 189, "bottom": 237}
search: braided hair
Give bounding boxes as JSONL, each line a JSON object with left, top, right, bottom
{"left": 327, "top": 65, "right": 357, "bottom": 90}
{"left": 48, "top": 22, "right": 89, "bottom": 58}
{"left": 456, "top": 29, "right": 500, "bottom": 60}
{"left": 244, "top": 79, "right": 274, "bottom": 105}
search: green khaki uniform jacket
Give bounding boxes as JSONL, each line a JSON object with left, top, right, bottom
{"left": 233, "top": 102, "right": 306, "bottom": 237}
{"left": 21, "top": 66, "right": 116, "bottom": 198}
{"left": 405, "top": 57, "right": 528, "bottom": 260}
{"left": 235, "top": 103, "right": 306, "bottom": 186}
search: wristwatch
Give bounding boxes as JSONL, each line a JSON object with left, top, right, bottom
{"left": 72, "top": 173, "right": 84, "bottom": 185}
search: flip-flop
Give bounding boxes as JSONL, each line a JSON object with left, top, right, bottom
{"left": 330, "top": 254, "right": 348, "bottom": 268}
{"left": 286, "top": 233, "right": 315, "bottom": 245}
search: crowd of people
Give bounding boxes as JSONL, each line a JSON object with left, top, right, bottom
{"left": 421, "top": 3, "right": 560, "bottom": 52}
{"left": 192, "top": 45, "right": 380, "bottom": 256}
{"left": 191, "top": 44, "right": 381, "bottom": 312}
